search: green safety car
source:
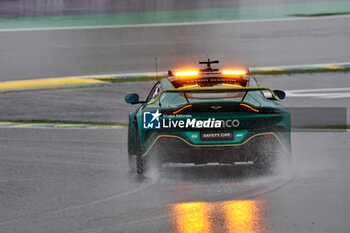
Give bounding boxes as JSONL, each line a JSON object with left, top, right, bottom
{"left": 125, "top": 59, "right": 291, "bottom": 174}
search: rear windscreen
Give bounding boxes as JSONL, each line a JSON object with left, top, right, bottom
{"left": 184, "top": 91, "right": 246, "bottom": 100}
{"left": 171, "top": 77, "right": 248, "bottom": 88}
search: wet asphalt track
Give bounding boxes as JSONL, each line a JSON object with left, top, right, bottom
{"left": 1, "top": 120, "right": 350, "bottom": 232}
{"left": 1, "top": 6, "right": 350, "bottom": 232}
{"left": 1, "top": 15, "right": 350, "bottom": 81}
{"left": 1, "top": 73, "right": 350, "bottom": 232}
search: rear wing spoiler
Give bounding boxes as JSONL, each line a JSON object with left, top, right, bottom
{"left": 148, "top": 86, "right": 281, "bottom": 104}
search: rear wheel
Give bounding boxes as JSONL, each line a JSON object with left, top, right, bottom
{"left": 136, "top": 146, "right": 163, "bottom": 175}
{"left": 137, "top": 142, "right": 163, "bottom": 175}
{"left": 128, "top": 123, "right": 145, "bottom": 175}
{"left": 134, "top": 131, "right": 146, "bottom": 175}
{"left": 129, "top": 124, "right": 162, "bottom": 175}
{"left": 127, "top": 126, "right": 136, "bottom": 173}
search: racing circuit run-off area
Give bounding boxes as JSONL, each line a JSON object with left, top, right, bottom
{"left": 1, "top": 1, "right": 350, "bottom": 233}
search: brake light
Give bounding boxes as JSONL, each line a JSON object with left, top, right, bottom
{"left": 240, "top": 103, "right": 259, "bottom": 113}
{"left": 172, "top": 104, "right": 192, "bottom": 114}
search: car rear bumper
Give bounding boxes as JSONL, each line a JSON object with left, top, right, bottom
{"left": 143, "top": 132, "right": 288, "bottom": 164}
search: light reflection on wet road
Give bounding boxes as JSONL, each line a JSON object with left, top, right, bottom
{"left": 172, "top": 200, "right": 265, "bottom": 233}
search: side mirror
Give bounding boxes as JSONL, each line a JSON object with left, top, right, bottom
{"left": 125, "top": 93, "right": 140, "bottom": 104}
{"left": 273, "top": 90, "right": 286, "bottom": 100}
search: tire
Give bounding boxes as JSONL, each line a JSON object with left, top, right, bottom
{"left": 127, "top": 126, "right": 136, "bottom": 173}
{"left": 136, "top": 139, "right": 163, "bottom": 175}
{"left": 134, "top": 129, "right": 146, "bottom": 175}
{"left": 128, "top": 122, "right": 146, "bottom": 175}
{"left": 129, "top": 123, "right": 161, "bottom": 176}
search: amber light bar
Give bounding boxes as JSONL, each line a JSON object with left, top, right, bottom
{"left": 174, "top": 70, "right": 199, "bottom": 77}
{"left": 222, "top": 69, "right": 247, "bottom": 76}
{"left": 172, "top": 104, "right": 193, "bottom": 114}
{"left": 240, "top": 103, "right": 259, "bottom": 113}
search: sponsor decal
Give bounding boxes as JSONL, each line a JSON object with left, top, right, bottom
{"left": 143, "top": 110, "right": 161, "bottom": 129}
{"left": 162, "top": 118, "right": 240, "bottom": 129}
{"left": 143, "top": 110, "right": 239, "bottom": 129}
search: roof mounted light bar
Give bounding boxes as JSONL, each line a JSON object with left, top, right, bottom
{"left": 174, "top": 70, "right": 199, "bottom": 77}
{"left": 222, "top": 69, "right": 248, "bottom": 76}
{"left": 168, "top": 59, "right": 249, "bottom": 77}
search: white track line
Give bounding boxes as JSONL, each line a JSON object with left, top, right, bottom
{"left": 1, "top": 14, "right": 350, "bottom": 32}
